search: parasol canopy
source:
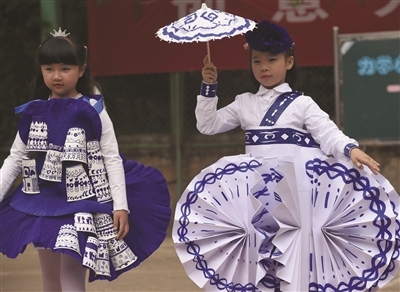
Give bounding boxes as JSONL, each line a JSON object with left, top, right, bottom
{"left": 156, "top": 2, "right": 256, "bottom": 62}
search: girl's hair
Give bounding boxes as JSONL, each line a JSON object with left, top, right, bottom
{"left": 31, "top": 32, "right": 100, "bottom": 99}
{"left": 283, "top": 46, "right": 301, "bottom": 90}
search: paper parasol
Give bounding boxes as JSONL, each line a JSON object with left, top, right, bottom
{"left": 156, "top": 3, "right": 256, "bottom": 62}
{"left": 270, "top": 158, "right": 399, "bottom": 292}
{"left": 173, "top": 155, "right": 282, "bottom": 291}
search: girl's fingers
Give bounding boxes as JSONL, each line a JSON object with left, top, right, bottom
{"left": 354, "top": 159, "right": 380, "bottom": 175}
{"left": 203, "top": 55, "right": 210, "bottom": 65}
{"left": 113, "top": 211, "right": 129, "bottom": 240}
{"left": 116, "top": 221, "right": 129, "bottom": 240}
{"left": 113, "top": 219, "right": 119, "bottom": 231}
{"left": 203, "top": 64, "right": 216, "bottom": 72}
{"left": 121, "top": 225, "right": 129, "bottom": 239}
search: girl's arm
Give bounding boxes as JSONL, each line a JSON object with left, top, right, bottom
{"left": 302, "top": 96, "right": 356, "bottom": 159}
{"left": 195, "top": 93, "right": 241, "bottom": 135}
{"left": 303, "top": 96, "right": 380, "bottom": 174}
{"left": 196, "top": 56, "right": 241, "bottom": 135}
{"left": 98, "top": 108, "right": 129, "bottom": 239}
{"left": 0, "top": 133, "right": 27, "bottom": 202}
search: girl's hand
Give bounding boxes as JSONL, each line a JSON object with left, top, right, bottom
{"left": 202, "top": 55, "right": 218, "bottom": 84}
{"left": 350, "top": 148, "right": 380, "bottom": 175}
{"left": 113, "top": 210, "right": 129, "bottom": 240}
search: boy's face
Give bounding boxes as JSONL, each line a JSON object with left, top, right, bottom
{"left": 251, "top": 50, "right": 294, "bottom": 89}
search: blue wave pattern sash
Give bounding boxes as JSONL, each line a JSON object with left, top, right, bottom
{"left": 259, "top": 91, "right": 302, "bottom": 126}
{"left": 245, "top": 128, "right": 320, "bottom": 148}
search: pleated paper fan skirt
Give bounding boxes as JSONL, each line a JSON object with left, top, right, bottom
{"left": 173, "top": 154, "right": 399, "bottom": 292}
{"left": 173, "top": 155, "right": 283, "bottom": 291}
{"left": 271, "top": 158, "right": 399, "bottom": 292}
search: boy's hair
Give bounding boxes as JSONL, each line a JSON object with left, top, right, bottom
{"left": 31, "top": 32, "right": 100, "bottom": 99}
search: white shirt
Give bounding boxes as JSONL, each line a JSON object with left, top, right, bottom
{"left": 195, "top": 83, "right": 357, "bottom": 160}
{"left": 0, "top": 96, "right": 129, "bottom": 212}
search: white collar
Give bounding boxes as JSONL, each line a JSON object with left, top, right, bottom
{"left": 255, "top": 83, "right": 292, "bottom": 96}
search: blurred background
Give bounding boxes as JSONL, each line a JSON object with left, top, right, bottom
{"left": 1, "top": 0, "right": 399, "bottom": 228}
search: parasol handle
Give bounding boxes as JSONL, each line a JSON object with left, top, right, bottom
{"left": 206, "top": 41, "right": 211, "bottom": 63}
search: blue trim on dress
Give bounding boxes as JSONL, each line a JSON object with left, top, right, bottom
{"left": 15, "top": 100, "right": 41, "bottom": 114}
{"left": 245, "top": 128, "right": 320, "bottom": 148}
{"left": 15, "top": 95, "right": 104, "bottom": 115}
{"left": 344, "top": 143, "right": 359, "bottom": 158}
{"left": 200, "top": 81, "right": 217, "bottom": 97}
{"left": 259, "top": 91, "right": 302, "bottom": 126}
{"left": 81, "top": 95, "right": 104, "bottom": 114}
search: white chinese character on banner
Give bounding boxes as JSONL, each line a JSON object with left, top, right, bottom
{"left": 375, "top": 0, "right": 400, "bottom": 17}
{"left": 172, "top": 0, "right": 225, "bottom": 18}
{"left": 272, "top": 0, "right": 328, "bottom": 23}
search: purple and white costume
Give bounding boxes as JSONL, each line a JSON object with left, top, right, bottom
{"left": 0, "top": 95, "right": 171, "bottom": 282}
{"left": 173, "top": 83, "right": 399, "bottom": 291}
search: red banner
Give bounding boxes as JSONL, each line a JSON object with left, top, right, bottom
{"left": 87, "top": 0, "right": 400, "bottom": 76}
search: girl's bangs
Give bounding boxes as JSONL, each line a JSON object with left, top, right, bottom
{"left": 38, "top": 38, "right": 78, "bottom": 65}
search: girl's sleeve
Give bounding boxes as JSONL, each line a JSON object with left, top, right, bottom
{"left": 98, "top": 109, "right": 129, "bottom": 213}
{"left": 302, "top": 96, "right": 357, "bottom": 160}
{"left": 195, "top": 94, "right": 241, "bottom": 135}
{"left": 0, "top": 132, "right": 27, "bottom": 202}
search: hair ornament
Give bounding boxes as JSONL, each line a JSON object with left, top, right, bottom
{"left": 245, "top": 20, "right": 293, "bottom": 54}
{"left": 50, "top": 27, "right": 70, "bottom": 38}
{"left": 243, "top": 43, "right": 249, "bottom": 50}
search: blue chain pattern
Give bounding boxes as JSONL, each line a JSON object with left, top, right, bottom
{"left": 175, "top": 157, "right": 398, "bottom": 291}
{"left": 306, "top": 158, "right": 397, "bottom": 292}
{"left": 176, "top": 159, "right": 269, "bottom": 292}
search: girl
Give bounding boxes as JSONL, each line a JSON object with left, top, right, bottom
{"left": 173, "top": 21, "right": 399, "bottom": 292}
{"left": 0, "top": 28, "right": 171, "bottom": 291}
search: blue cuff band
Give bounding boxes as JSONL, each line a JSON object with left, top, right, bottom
{"left": 344, "top": 143, "right": 359, "bottom": 158}
{"left": 200, "top": 81, "right": 217, "bottom": 97}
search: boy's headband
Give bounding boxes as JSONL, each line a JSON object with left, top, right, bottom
{"left": 245, "top": 20, "right": 293, "bottom": 54}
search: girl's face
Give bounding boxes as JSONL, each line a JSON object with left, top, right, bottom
{"left": 41, "top": 63, "right": 86, "bottom": 98}
{"left": 251, "top": 50, "right": 294, "bottom": 89}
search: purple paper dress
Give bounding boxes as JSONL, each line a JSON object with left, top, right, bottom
{"left": 0, "top": 96, "right": 171, "bottom": 282}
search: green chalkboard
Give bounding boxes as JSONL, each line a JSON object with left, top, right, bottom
{"left": 342, "top": 36, "right": 400, "bottom": 140}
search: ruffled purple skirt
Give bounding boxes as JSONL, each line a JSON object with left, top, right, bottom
{"left": 0, "top": 159, "right": 171, "bottom": 282}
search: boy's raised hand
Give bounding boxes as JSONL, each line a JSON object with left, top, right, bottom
{"left": 202, "top": 55, "right": 218, "bottom": 84}
{"left": 350, "top": 148, "right": 380, "bottom": 175}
